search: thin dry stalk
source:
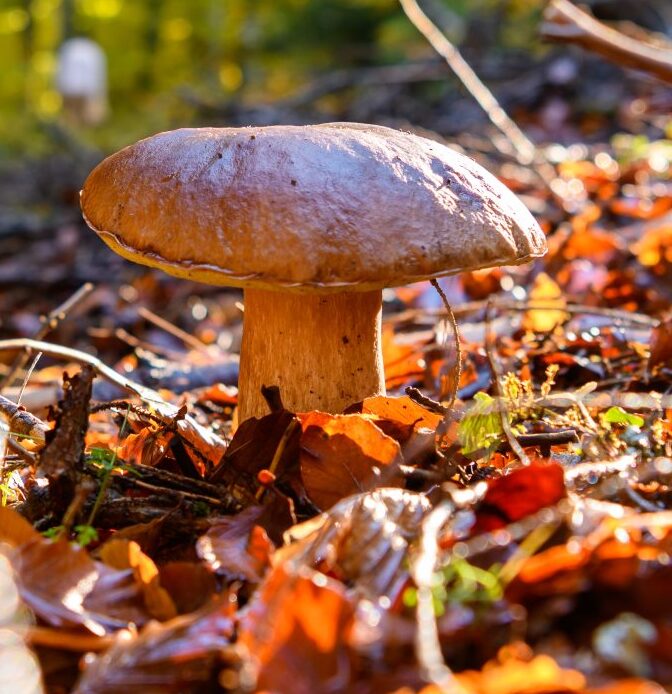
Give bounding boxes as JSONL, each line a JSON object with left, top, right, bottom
{"left": 542, "top": 0, "right": 672, "bottom": 84}
{"left": 399, "top": 0, "right": 547, "bottom": 174}
{"left": 430, "top": 279, "right": 462, "bottom": 411}
{"left": 0, "top": 338, "right": 228, "bottom": 460}
{"left": 484, "top": 300, "right": 531, "bottom": 466}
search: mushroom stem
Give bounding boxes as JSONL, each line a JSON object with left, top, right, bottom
{"left": 238, "top": 288, "right": 385, "bottom": 421}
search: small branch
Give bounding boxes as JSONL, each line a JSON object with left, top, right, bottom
{"left": 399, "top": 0, "right": 545, "bottom": 171}
{"left": 0, "top": 338, "right": 228, "bottom": 462}
{"left": 498, "top": 428, "right": 579, "bottom": 454}
{"left": 485, "top": 300, "right": 530, "bottom": 466}
{"left": 430, "top": 279, "right": 462, "bottom": 411}
{"left": 412, "top": 501, "right": 469, "bottom": 694}
{"left": 405, "top": 386, "right": 448, "bottom": 415}
{"left": 542, "top": 0, "right": 672, "bottom": 84}
{"left": 6, "top": 437, "right": 36, "bottom": 465}
{"left": 0, "top": 394, "right": 49, "bottom": 444}
{"left": 135, "top": 305, "right": 209, "bottom": 353}
{"left": 389, "top": 298, "right": 658, "bottom": 328}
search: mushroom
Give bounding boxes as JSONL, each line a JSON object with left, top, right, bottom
{"left": 80, "top": 123, "right": 546, "bottom": 422}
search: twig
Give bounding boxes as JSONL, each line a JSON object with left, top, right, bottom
{"left": 399, "top": 0, "right": 552, "bottom": 179}
{"left": 430, "top": 279, "right": 462, "bottom": 411}
{"left": 0, "top": 338, "right": 228, "bottom": 460}
{"left": 0, "top": 394, "right": 49, "bottom": 444}
{"left": 120, "top": 477, "right": 234, "bottom": 509}
{"left": 542, "top": 0, "right": 672, "bottom": 84}
{"left": 485, "top": 300, "right": 530, "bottom": 466}
{"left": 624, "top": 484, "right": 662, "bottom": 513}
{"left": 135, "top": 305, "right": 209, "bottom": 353}
{"left": 17, "top": 351, "right": 42, "bottom": 408}
{"left": 405, "top": 386, "right": 448, "bottom": 415}
{"left": 498, "top": 428, "right": 579, "bottom": 453}
{"left": 5, "top": 437, "right": 36, "bottom": 465}
{"left": 255, "top": 418, "right": 300, "bottom": 501}
{"left": 0, "top": 282, "right": 95, "bottom": 390}
{"left": 60, "top": 477, "right": 96, "bottom": 537}
{"left": 389, "top": 298, "right": 658, "bottom": 327}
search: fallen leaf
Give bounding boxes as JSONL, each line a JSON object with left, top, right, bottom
{"left": 209, "top": 409, "right": 300, "bottom": 492}
{"left": 382, "top": 325, "right": 427, "bottom": 390}
{"left": 359, "top": 395, "right": 443, "bottom": 431}
{"left": 473, "top": 462, "right": 566, "bottom": 533}
{"left": 298, "top": 412, "right": 403, "bottom": 510}
{"left": 648, "top": 318, "right": 672, "bottom": 373}
{"left": 99, "top": 539, "right": 177, "bottom": 621}
{"left": 523, "top": 273, "right": 568, "bottom": 333}
{"left": 0, "top": 507, "right": 161, "bottom": 634}
{"left": 279, "top": 488, "right": 430, "bottom": 602}
{"left": 238, "top": 565, "right": 355, "bottom": 694}
{"left": 157, "top": 562, "right": 217, "bottom": 613}
{"left": 196, "top": 506, "right": 273, "bottom": 583}
{"left": 73, "top": 601, "right": 237, "bottom": 694}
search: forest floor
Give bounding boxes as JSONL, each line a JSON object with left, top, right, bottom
{"left": 1, "top": 59, "right": 672, "bottom": 694}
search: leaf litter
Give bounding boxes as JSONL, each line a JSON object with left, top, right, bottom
{"left": 2, "top": 89, "right": 672, "bottom": 694}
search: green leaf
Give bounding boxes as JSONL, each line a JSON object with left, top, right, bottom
{"left": 74, "top": 525, "right": 99, "bottom": 547}
{"left": 603, "top": 406, "right": 644, "bottom": 428}
{"left": 458, "top": 392, "right": 504, "bottom": 455}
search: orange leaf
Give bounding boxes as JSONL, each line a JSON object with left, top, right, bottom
{"left": 523, "top": 273, "right": 567, "bottom": 333}
{"left": 298, "top": 412, "right": 403, "bottom": 509}
{"left": 238, "top": 565, "right": 355, "bottom": 694}
{"left": 0, "top": 507, "right": 40, "bottom": 546}
{"left": 99, "top": 539, "right": 177, "bottom": 621}
{"left": 360, "top": 395, "right": 442, "bottom": 431}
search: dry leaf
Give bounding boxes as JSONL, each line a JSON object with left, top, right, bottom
{"left": 523, "top": 273, "right": 568, "bottom": 333}
{"left": 196, "top": 506, "right": 273, "bottom": 583}
{"left": 238, "top": 565, "right": 355, "bottom": 694}
{"left": 99, "top": 539, "right": 177, "bottom": 621}
{"left": 298, "top": 412, "right": 403, "bottom": 510}
{"left": 73, "top": 601, "right": 237, "bottom": 694}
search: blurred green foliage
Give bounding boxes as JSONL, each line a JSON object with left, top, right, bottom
{"left": 0, "top": 0, "right": 543, "bottom": 155}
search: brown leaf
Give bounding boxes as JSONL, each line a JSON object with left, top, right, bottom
{"left": 12, "top": 538, "right": 149, "bottom": 634}
{"left": 298, "top": 412, "right": 403, "bottom": 510}
{"left": 73, "top": 601, "right": 237, "bottom": 694}
{"left": 209, "top": 409, "right": 300, "bottom": 491}
{"left": 280, "top": 488, "right": 430, "bottom": 602}
{"left": 0, "top": 507, "right": 159, "bottom": 634}
{"left": 586, "top": 682, "right": 666, "bottom": 694}
{"left": 238, "top": 565, "right": 355, "bottom": 694}
{"left": 99, "top": 539, "right": 177, "bottom": 621}
{"left": 648, "top": 318, "right": 672, "bottom": 373}
{"left": 196, "top": 506, "right": 273, "bottom": 583}
{"left": 117, "top": 428, "right": 174, "bottom": 468}
{"left": 157, "top": 562, "right": 217, "bottom": 614}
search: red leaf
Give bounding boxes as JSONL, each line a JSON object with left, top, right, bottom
{"left": 474, "top": 463, "right": 566, "bottom": 533}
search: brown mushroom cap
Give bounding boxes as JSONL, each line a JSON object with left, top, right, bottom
{"left": 81, "top": 123, "right": 546, "bottom": 292}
